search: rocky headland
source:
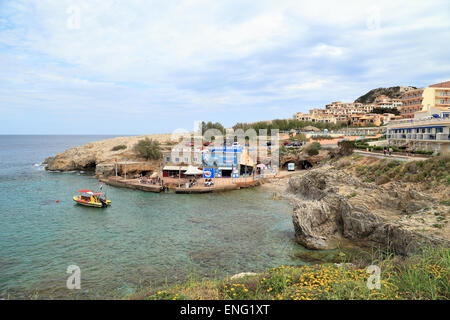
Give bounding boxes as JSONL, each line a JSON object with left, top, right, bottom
{"left": 43, "top": 134, "right": 172, "bottom": 173}
{"left": 279, "top": 159, "right": 449, "bottom": 256}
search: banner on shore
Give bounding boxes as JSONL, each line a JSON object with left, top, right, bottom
{"left": 203, "top": 168, "right": 214, "bottom": 178}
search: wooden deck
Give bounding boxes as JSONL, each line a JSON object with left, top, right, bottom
{"left": 101, "top": 177, "right": 163, "bottom": 193}
{"left": 174, "top": 184, "right": 239, "bottom": 194}
{"left": 101, "top": 175, "right": 273, "bottom": 194}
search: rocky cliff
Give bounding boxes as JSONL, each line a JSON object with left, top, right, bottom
{"left": 288, "top": 165, "right": 449, "bottom": 255}
{"left": 354, "top": 86, "right": 416, "bottom": 104}
{"left": 44, "top": 134, "right": 171, "bottom": 172}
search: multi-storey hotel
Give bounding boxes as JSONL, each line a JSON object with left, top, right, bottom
{"left": 387, "top": 81, "right": 450, "bottom": 153}
{"left": 400, "top": 81, "right": 450, "bottom": 119}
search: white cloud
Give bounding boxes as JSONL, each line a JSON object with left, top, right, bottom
{"left": 285, "top": 79, "right": 328, "bottom": 91}
{"left": 0, "top": 0, "right": 449, "bottom": 133}
{"left": 311, "top": 44, "right": 344, "bottom": 57}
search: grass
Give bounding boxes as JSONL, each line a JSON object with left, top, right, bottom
{"left": 340, "top": 154, "right": 450, "bottom": 187}
{"left": 131, "top": 246, "right": 449, "bottom": 300}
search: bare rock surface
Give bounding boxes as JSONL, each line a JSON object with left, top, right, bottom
{"left": 44, "top": 134, "right": 172, "bottom": 171}
{"left": 288, "top": 165, "right": 449, "bottom": 255}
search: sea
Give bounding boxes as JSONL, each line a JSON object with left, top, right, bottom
{"left": 0, "top": 135, "right": 310, "bottom": 299}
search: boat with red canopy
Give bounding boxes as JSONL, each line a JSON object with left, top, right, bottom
{"left": 73, "top": 190, "right": 111, "bottom": 208}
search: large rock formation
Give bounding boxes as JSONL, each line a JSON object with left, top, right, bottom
{"left": 289, "top": 166, "right": 449, "bottom": 255}
{"left": 43, "top": 134, "right": 171, "bottom": 172}
{"left": 355, "top": 86, "right": 416, "bottom": 104}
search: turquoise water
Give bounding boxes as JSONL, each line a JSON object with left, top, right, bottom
{"left": 0, "top": 135, "right": 305, "bottom": 299}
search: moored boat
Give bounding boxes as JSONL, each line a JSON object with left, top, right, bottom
{"left": 73, "top": 190, "right": 111, "bottom": 208}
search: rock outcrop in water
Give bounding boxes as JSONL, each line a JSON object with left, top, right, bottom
{"left": 288, "top": 165, "right": 449, "bottom": 255}
{"left": 43, "top": 134, "right": 171, "bottom": 172}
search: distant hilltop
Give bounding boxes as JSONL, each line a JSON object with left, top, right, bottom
{"left": 354, "top": 86, "right": 417, "bottom": 104}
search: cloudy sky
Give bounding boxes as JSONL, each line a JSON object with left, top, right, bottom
{"left": 1, "top": 0, "right": 449, "bottom": 134}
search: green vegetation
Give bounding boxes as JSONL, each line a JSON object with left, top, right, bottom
{"left": 306, "top": 142, "right": 321, "bottom": 156}
{"left": 134, "top": 246, "right": 449, "bottom": 300}
{"left": 111, "top": 144, "right": 127, "bottom": 151}
{"left": 372, "top": 107, "right": 400, "bottom": 116}
{"left": 353, "top": 142, "right": 434, "bottom": 155}
{"left": 311, "top": 135, "right": 335, "bottom": 140}
{"left": 201, "top": 121, "right": 225, "bottom": 134}
{"left": 134, "top": 138, "right": 162, "bottom": 160}
{"left": 233, "top": 119, "right": 347, "bottom": 134}
{"left": 342, "top": 153, "right": 450, "bottom": 186}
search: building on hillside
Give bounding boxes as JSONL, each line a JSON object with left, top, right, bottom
{"left": 375, "top": 95, "right": 403, "bottom": 109}
{"left": 382, "top": 113, "right": 403, "bottom": 125}
{"left": 400, "top": 81, "right": 450, "bottom": 119}
{"left": 325, "top": 101, "right": 374, "bottom": 114}
{"left": 349, "top": 114, "right": 384, "bottom": 127}
{"left": 293, "top": 112, "right": 339, "bottom": 124}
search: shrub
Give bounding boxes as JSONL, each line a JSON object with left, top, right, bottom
{"left": 111, "top": 144, "right": 127, "bottom": 151}
{"left": 305, "top": 142, "right": 321, "bottom": 156}
{"left": 311, "top": 135, "right": 334, "bottom": 140}
{"left": 134, "top": 138, "right": 162, "bottom": 160}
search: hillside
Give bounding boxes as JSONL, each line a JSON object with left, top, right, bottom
{"left": 355, "top": 86, "right": 416, "bottom": 103}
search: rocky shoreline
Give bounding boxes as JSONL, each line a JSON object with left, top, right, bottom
{"left": 267, "top": 161, "right": 449, "bottom": 256}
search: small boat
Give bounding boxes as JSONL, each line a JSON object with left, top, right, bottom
{"left": 73, "top": 190, "right": 111, "bottom": 208}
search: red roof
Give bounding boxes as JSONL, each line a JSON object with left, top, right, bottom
{"left": 429, "top": 81, "right": 450, "bottom": 88}
{"left": 77, "top": 190, "right": 93, "bottom": 193}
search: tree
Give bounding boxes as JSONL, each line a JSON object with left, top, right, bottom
{"left": 134, "top": 138, "right": 162, "bottom": 160}
{"left": 372, "top": 107, "right": 400, "bottom": 116}
{"left": 201, "top": 121, "right": 225, "bottom": 134}
{"left": 333, "top": 140, "right": 355, "bottom": 158}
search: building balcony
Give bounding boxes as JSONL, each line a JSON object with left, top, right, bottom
{"left": 437, "top": 133, "right": 450, "bottom": 141}
{"left": 388, "top": 117, "right": 450, "bottom": 127}
{"left": 388, "top": 133, "right": 449, "bottom": 142}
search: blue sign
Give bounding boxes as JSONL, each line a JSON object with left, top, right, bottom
{"left": 203, "top": 168, "right": 214, "bottom": 178}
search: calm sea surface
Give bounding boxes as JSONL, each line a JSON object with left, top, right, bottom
{"left": 0, "top": 135, "right": 308, "bottom": 299}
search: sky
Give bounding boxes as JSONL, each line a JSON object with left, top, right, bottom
{"left": 0, "top": 0, "right": 449, "bottom": 134}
